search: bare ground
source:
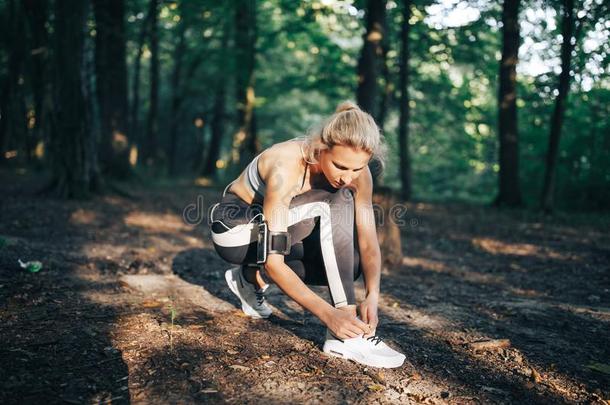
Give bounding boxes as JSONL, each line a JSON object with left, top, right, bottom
{"left": 1, "top": 175, "right": 609, "bottom": 404}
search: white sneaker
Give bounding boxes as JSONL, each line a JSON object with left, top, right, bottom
{"left": 322, "top": 329, "right": 406, "bottom": 368}
{"left": 224, "top": 266, "right": 272, "bottom": 319}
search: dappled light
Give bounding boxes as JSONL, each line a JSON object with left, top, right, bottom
{"left": 471, "top": 237, "right": 575, "bottom": 261}
{"left": 124, "top": 211, "right": 194, "bottom": 233}
{"left": 1, "top": 0, "right": 608, "bottom": 402}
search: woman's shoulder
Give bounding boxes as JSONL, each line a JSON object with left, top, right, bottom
{"left": 258, "top": 139, "right": 305, "bottom": 178}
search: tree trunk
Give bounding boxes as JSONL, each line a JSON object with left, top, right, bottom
{"left": 0, "top": 0, "right": 28, "bottom": 165}
{"left": 398, "top": 0, "right": 412, "bottom": 201}
{"left": 93, "top": 0, "right": 130, "bottom": 178}
{"left": 495, "top": 0, "right": 522, "bottom": 207}
{"left": 376, "top": 3, "right": 391, "bottom": 130}
{"left": 233, "top": 0, "right": 258, "bottom": 169}
{"left": 356, "top": 0, "right": 386, "bottom": 116}
{"left": 202, "top": 85, "right": 226, "bottom": 177}
{"left": 168, "top": 3, "right": 188, "bottom": 176}
{"left": 201, "top": 21, "right": 229, "bottom": 178}
{"left": 129, "top": 7, "right": 152, "bottom": 160}
{"left": 144, "top": 0, "right": 159, "bottom": 167}
{"left": 541, "top": 0, "right": 576, "bottom": 212}
{"left": 23, "top": 0, "right": 49, "bottom": 163}
{"left": 50, "top": 0, "right": 99, "bottom": 198}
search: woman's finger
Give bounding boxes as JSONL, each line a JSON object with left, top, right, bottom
{"left": 352, "top": 319, "right": 370, "bottom": 335}
{"left": 368, "top": 312, "right": 378, "bottom": 328}
{"left": 343, "top": 328, "right": 358, "bottom": 339}
{"left": 359, "top": 304, "right": 369, "bottom": 324}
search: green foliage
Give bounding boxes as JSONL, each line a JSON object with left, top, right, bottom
{"left": 2, "top": 0, "right": 607, "bottom": 210}
{"left": 98, "top": 0, "right": 610, "bottom": 209}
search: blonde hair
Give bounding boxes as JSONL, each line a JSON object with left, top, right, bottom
{"left": 298, "top": 101, "right": 387, "bottom": 172}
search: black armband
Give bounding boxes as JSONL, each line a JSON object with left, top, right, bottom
{"left": 268, "top": 230, "right": 291, "bottom": 255}
{"left": 256, "top": 221, "right": 291, "bottom": 264}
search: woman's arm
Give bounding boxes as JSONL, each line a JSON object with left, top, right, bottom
{"left": 352, "top": 168, "right": 382, "bottom": 332}
{"left": 260, "top": 149, "right": 368, "bottom": 338}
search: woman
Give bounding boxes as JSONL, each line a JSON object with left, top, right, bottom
{"left": 210, "top": 101, "right": 405, "bottom": 368}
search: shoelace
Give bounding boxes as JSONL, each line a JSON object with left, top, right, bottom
{"left": 366, "top": 335, "right": 383, "bottom": 346}
{"left": 255, "top": 289, "right": 266, "bottom": 306}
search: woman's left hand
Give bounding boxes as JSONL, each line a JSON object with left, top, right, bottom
{"left": 358, "top": 294, "right": 379, "bottom": 337}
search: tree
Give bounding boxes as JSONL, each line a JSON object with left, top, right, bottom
{"left": 143, "top": 0, "right": 159, "bottom": 166}
{"left": 168, "top": 1, "right": 189, "bottom": 176}
{"left": 23, "top": 0, "right": 49, "bottom": 163}
{"left": 50, "top": 0, "right": 99, "bottom": 197}
{"left": 0, "top": 0, "right": 28, "bottom": 165}
{"left": 376, "top": 4, "right": 392, "bottom": 131}
{"left": 541, "top": 0, "right": 576, "bottom": 212}
{"left": 129, "top": 7, "right": 152, "bottom": 156}
{"left": 233, "top": 0, "right": 258, "bottom": 168}
{"left": 398, "top": 0, "right": 412, "bottom": 201}
{"left": 201, "top": 19, "right": 230, "bottom": 178}
{"left": 495, "top": 0, "right": 522, "bottom": 207}
{"left": 356, "top": 0, "right": 386, "bottom": 118}
{"left": 93, "top": 0, "right": 131, "bottom": 178}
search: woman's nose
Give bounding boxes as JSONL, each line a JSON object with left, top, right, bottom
{"left": 340, "top": 176, "right": 352, "bottom": 185}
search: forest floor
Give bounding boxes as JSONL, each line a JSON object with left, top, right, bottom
{"left": 1, "top": 171, "right": 609, "bottom": 404}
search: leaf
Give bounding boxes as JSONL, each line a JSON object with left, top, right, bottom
{"left": 586, "top": 362, "right": 610, "bottom": 375}
{"left": 368, "top": 384, "right": 385, "bottom": 392}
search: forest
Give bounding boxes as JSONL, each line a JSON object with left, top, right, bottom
{"left": 1, "top": 0, "right": 609, "bottom": 403}
{"left": 0, "top": 0, "right": 608, "bottom": 209}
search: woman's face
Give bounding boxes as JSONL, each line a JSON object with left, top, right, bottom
{"left": 318, "top": 144, "right": 371, "bottom": 188}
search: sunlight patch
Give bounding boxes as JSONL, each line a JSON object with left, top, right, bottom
{"left": 472, "top": 237, "right": 573, "bottom": 261}
{"left": 70, "top": 208, "right": 99, "bottom": 225}
{"left": 124, "top": 211, "right": 194, "bottom": 232}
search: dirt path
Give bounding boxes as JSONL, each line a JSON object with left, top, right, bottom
{"left": 1, "top": 180, "right": 609, "bottom": 404}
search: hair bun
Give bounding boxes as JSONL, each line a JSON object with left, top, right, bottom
{"left": 335, "top": 101, "right": 359, "bottom": 113}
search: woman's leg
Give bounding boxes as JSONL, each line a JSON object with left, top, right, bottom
{"left": 259, "top": 187, "right": 361, "bottom": 307}
{"left": 211, "top": 186, "right": 360, "bottom": 307}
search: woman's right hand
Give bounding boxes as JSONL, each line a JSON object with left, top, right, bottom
{"left": 324, "top": 308, "right": 370, "bottom": 340}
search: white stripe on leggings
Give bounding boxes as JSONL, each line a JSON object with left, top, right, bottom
{"left": 211, "top": 201, "right": 348, "bottom": 307}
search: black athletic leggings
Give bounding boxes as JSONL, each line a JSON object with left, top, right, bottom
{"left": 210, "top": 186, "right": 362, "bottom": 307}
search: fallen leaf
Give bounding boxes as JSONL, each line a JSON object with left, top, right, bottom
{"left": 368, "top": 384, "right": 384, "bottom": 392}
{"left": 226, "top": 349, "right": 239, "bottom": 355}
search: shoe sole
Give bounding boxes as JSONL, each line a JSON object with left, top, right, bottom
{"left": 224, "top": 268, "right": 270, "bottom": 319}
{"left": 322, "top": 340, "right": 405, "bottom": 368}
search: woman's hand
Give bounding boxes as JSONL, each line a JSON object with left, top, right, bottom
{"left": 358, "top": 294, "right": 379, "bottom": 337}
{"left": 324, "top": 308, "right": 370, "bottom": 340}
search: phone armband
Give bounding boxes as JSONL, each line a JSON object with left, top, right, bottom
{"left": 268, "top": 230, "right": 291, "bottom": 256}
{"left": 256, "top": 221, "right": 291, "bottom": 264}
